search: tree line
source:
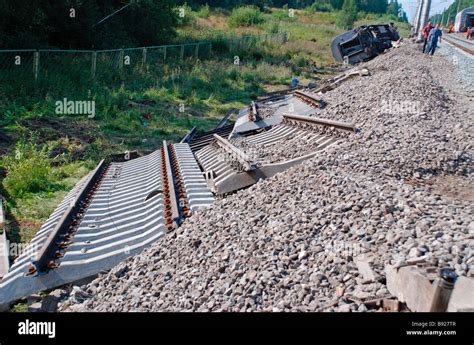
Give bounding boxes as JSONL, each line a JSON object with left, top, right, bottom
{"left": 180, "top": 0, "right": 405, "bottom": 16}
{"left": 430, "top": 0, "right": 474, "bottom": 27}
{"left": 0, "top": 0, "right": 407, "bottom": 50}
{"left": 0, "top": 0, "right": 177, "bottom": 49}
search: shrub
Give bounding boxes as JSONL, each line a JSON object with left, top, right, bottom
{"left": 364, "top": 13, "right": 377, "bottom": 20}
{"left": 176, "top": 3, "right": 195, "bottom": 26}
{"left": 268, "top": 22, "right": 280, "bottom": 34}
{"left": 337, "top": 0, "right": 358, "bottom": 30}
{"left": 271, "top": 10, "right": 296, "bottom": 22}
{"left": 2, "top": 137, "right": 55, "bottom": 198}
{"left": 83, "top": 138, "right": 106, "bottom": 161}
{"left": 196, "top": 4, "right": 210, "bottom": 19}
{"left": 229, "top": 6, "right": 265, "bottom": 28}
{"left": 291, "top": 53, "right": 309, "bottom": 68}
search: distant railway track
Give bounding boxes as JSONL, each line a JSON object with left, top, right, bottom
{"left": 443, "top": 36, "right": 474, "bottom": 56}
{"left": 185, "top": 124, "right": 235, "bottom": 153}
{"left": 444, "top": 34, "right": 474, "bottom": 47}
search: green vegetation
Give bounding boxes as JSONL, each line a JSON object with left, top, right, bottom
{"left": 176, "top": 3, "right": 197, "bottom": 26}
{"left": 2, "top": 135, "right": 55, "bottom": 198}
{"left": 309, "top": 1, "right": 333, "bottom": 12}
{"left": 179, "top": 0, "right": 408, "bottom": 24}
{"left": 229, "top": 6, "right": 266, "bottom": 27}
{"left": 433, "top": 0, "right": 474, "bottom": 26}
{"left": 196, "top": 4, "right": 211, "bottom": 18}
{"left": 10, "top": 302, "right": 28, "bottom": 313}
{"left": 337, "top": 0, "right": 358, "bottom": 29}
{"left": 0, "top": 0, "right": 178, "bottom": 49}
{"left": 0, "top": 133, "right": 93, "bottom": 243}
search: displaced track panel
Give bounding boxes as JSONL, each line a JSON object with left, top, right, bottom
{"left": 0, "top": 143, "right": 213, "bottom": 308}
{"left": 196, "top": 114, "right": 355, "bottom": 195}
{"left": 188, "top": 124, "right": 235, "bottom": 153}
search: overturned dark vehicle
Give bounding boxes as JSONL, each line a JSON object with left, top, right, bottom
{"left": 331, "top": 24, "right": 400, "bottom": 64}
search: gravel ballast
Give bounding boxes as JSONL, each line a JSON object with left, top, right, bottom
{"left": 60, "top": 43, "right": 473, "bottom": 312}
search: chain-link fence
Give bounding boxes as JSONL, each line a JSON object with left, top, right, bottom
{"left": 0, "top": 33, "right": 288, "bottom": 88}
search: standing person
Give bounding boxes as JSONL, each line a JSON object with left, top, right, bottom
{"left": 467, "top": 27, "right": 473, "bottom": 40}
{"left": 428, "top": 24, "right": 443, "bottom": 56}
{"left": 422, "top": 20, "right": 434, "bottom": 53}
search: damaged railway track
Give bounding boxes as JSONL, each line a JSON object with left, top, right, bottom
{"left": 0, "top": 142, "right": 214, "bottom": 309}
{"left": 0, "top": 67, "right": 368, "bottom": 310}
{"left": 55, "top": 42, "right": 474, "bottom": 313}
{"left": 195, "top": 113, "right": 355, "bottom": 195}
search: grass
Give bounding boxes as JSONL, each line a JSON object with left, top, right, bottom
{"left": 2, "top": 170, "right": 90, "bottom": 244}
{"left": 0, "top": 136, "right": 93, "bottom": 243}
{"left": 10, "top": 291, "right": 50, "bottom": 312}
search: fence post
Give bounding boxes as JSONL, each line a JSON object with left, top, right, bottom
{"left": 119, "top": 49, "right": 124, "bottom": 70}
{"left": 91, "top": 51, "right": 97, "bottom": 79}
{"left": 180, "top": 45, "right": 184, "bottom": 61}
{"left": 209, "top": 42, "right": 212, "bottom": 56}
{"left": 163, "top": 46, "right": 167, "bottom": 63}
{"left": 142, "top": 48, "right": 147, "bottom": 65}
{"left": 195, "top": 43, "right": 199, "bottom": 59}
{"left": 33, "top": 51, "right": 39, "bottom": 80}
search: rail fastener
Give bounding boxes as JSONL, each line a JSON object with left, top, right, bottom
{"left": 161, "top": 141, "right": 180, "bottom": 231}
{"left": 248, "top": 101, "right": 260, "bottom": 122}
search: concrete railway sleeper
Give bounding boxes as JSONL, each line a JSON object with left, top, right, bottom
{"left": 294, "top": 90, "right": 327, "bottom": 108}
{"left": 30, "top": 160, "right": 109, "bottom": 275}
{"left": 196, "top": 115, "right": 356, "bottom": 195}
{"left": 282, "top": 113, "right": 356, "bottom": 133}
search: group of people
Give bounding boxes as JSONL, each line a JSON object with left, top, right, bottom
{"left": 421, "top": 20, "right": 473, "bottom": 55}
{"left": 421, "top": 21, "right": 443, "bottom": 56}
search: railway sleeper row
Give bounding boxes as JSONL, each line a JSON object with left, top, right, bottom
{"left": 0, "top": 88, "right": 357, "bottom": 309}
{"left": 0, "top": 143, "right": 214, "bottom": 310}
{"left": 195, "top": 113, "right": 355, "bottom": 195}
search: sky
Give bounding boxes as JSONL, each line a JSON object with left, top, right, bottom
{"left": 399, "top": 0, "right": 457, "bottom": 23}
